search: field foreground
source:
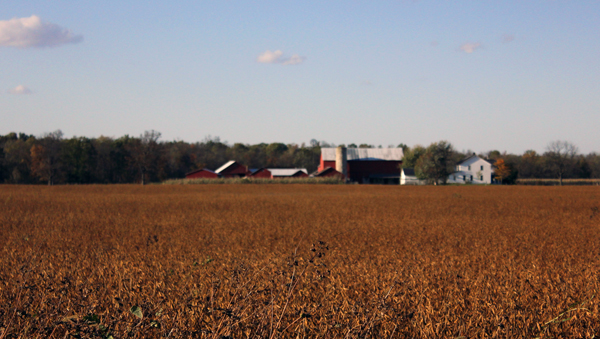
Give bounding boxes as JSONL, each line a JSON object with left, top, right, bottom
{"left": 0, "top": 185, "right": 599, "bottom": 338}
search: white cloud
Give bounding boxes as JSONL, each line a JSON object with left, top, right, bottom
{"left": 257, "top": 50, "right": 283, "bottom": 63}
{"left": 8, "top": 85, "right": 33, "bottom": 95}
{"left": 257, "top": 50, "right": 305, "bottom": 65}
{"left": 460, "top": 42, "right": 482, "bottom": 53}
{"left": 0, "top": 15, "right": 83, "bottom": 48}
{"left": 282, "top": 54, "right": 306, "bottom": 65}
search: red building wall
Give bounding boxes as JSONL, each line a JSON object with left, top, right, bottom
{"left": 318, "top": 156, "right": 401, "bottom": 183}
{"left": 315, "top": 167, "right": 343, "bottom": 178}
{"left": 248, "top": 169, "right": 271, "bottom": 178}
{"left": 346, "top": 160, "right": 401, "bottom": 183}
{"left": 220, "top": 163, "right": 250, "bottom": 178}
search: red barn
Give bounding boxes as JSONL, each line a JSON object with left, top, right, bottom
{"left": 312, "top": 167, "right": 343, "bottom": 178}
{"left": 185, "top": 168, "right": 219, "bottom": 179}
{"left": 318, "top": 147, "right": 403, "bottom": 184}
{"left": 215, "top": 160, "right": 250, "bottom": 178}
{"left": 247, "top": 168, "right": 272, "bottom": 178}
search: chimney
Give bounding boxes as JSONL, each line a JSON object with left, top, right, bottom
{"left": 335, "top": 146, "right": 347, "bottom": 180}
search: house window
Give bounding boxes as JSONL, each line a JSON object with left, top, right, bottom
{"left": 480, "top": 175, "right": 483, "bottom": 181}
{"left": 470, "top": 175, "right": 473, "bottom": 181}
{"left": 463, "top": 175, "right": 465, "bottom": 181}
{"left": 468, "top": 165, "right": 471, "bottom": 170}
{"left": 480, "top": 165, "right": 483, "bottom": 170}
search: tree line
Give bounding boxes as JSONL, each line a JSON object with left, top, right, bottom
{"left": 1, "top": 130, "right": 598, "bottom": 185}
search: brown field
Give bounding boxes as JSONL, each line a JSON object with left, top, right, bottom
{"left": 1, "top": 185, "right": 599, "bottom": 338}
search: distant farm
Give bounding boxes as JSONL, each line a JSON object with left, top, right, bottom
{"left": 1, "top": 185, "right": 598, "bottom": 338}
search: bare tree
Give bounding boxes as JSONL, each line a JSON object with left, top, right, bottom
{"left": 131, "top": 130, "right": 161, "bottom": 185}
{"left": 545, "top": 140, "right": 578, "bottom": 186}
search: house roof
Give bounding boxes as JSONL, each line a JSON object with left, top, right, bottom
{"left": 402, "top": 168, "right": 416, "bottom": 176}
{"left": 215, "top": 160, "right": 237, "bottom": 173}
{"left": 321, "top": 148, "right": 404, "bottom": 161}
{"left": 457, "top": 153, "right": 493, "bottom": 165}
{"left": 268, "top": 168, "right": 308, "bottom": 176}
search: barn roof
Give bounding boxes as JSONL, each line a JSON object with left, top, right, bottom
{"left": 215, "top": 160, "right": 237, "bottom": 173}
{"left": 321, "top": 148, "right": 404, "bottom": 161}
{"left": 268, "top": 168, "right": 308, "bottom": 176}
{"left": 185, "top": 168, "right": 217, "bottom": 176}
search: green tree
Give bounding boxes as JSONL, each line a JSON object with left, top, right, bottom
{"left": 402, "top": 145, "right": 426, "bottom": 169}
{"left": 415, "top": 141, "right": 456, "bottom": 185}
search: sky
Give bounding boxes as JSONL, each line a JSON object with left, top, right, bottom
{"left": 1, "top": 1, "right": 599, "bottom": 154}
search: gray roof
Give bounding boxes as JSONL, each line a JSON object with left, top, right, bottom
{"left": 321, "top": 148, "right": 404, "bottom": 161}
{"left": 457, "top": 154, "right": 494, "bottom": 165}
{"left": 268, "top": 168, "right": 308, "bottom": 176}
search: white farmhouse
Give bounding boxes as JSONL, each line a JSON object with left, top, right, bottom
{"left": 448, "top": 154, "right": 494, "bottom": 184}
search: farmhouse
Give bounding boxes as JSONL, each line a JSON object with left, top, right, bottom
{"left": 185, "top": 168, "right": 219, "bottom": 179}
{"left": 447, "top": 154, "right": 494, "bottom": 184}
{"left": 318, "top": 147, "right": 403, "bottom": 184}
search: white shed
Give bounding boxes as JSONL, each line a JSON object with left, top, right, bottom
{"left": 400, "top": 168, "right": 425, "bottom": 185}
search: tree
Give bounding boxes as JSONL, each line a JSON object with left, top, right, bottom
{"left": 402, "top": 145, "right": 426, "bottom": 169}
{"left": 30, "top": 130, "right": 63, "bottom": 185}
{"left": 545, "top": 140, "right": 578, "bottom": 186}
{"left": 415, "top": 141, "right": 456, "bottom": 185}
{"left": 130, "top": 130, "right": 161, "bottom": 185}
{"left": 494, "top": 159, "right": 511, "bottom": 184}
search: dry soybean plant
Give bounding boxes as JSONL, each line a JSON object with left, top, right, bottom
{"left": 0, "top": 185, "right": 599, "bottom": 338}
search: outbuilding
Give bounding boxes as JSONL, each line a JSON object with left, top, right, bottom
{"left": 400, "top": 168, "right": 425, "bottom": 185}
{"left": 215, "top": 160, "right": 250, "bottom": 178}
{"left": 185, "top": 168, "right": 219, "bottom": 179}
{"left": 268, "top": 168, "right": 308, "bottom": 178}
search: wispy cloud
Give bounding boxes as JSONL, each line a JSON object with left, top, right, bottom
{"left": 502, "top": 34, "right": 515, "bottom": 43}
{"left": 460, "top": 42, "right": 482, "bottom": 53}
{"left": 8, "top": 85, "right": 33, "bottom": 95}
{"left": 257, "top": 50, "right": 306, "bottom": 65}
{"left": 0, "top": 15, "right": 83, "bottom": 48}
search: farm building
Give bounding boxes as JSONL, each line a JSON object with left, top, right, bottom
{"left": 247, "top": 168, "right": 271, "bottom": 178}
{"left": 215, "top": 160, "right": 250, "bottom": 178}
{"left": 447, "top": 154, "right": 494, "bottom": 184}
{"left": 246, "top": 168, "right": 308, "bottom": 179}
{"left": 400, "top": 168, "right": 425, "bottom": 185}
{"left": 269, "top": 168, "right": 308, "bottom": 178}
{"left": 318, "top": 147, "right": 403, "bottom": 184}
{"left": 185, "top": 168, "right": 219, "bottom": 179}
{"left": 311, "top": 167, "right": 343, "bottom": 178}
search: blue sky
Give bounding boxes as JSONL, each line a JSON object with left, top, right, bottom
{"left": 1, "top": 1, "right": 599, "bottom": 154}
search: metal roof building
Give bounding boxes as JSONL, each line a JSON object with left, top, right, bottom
{"left": 318, "top": 147, "right": 404, "bottom": 184}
